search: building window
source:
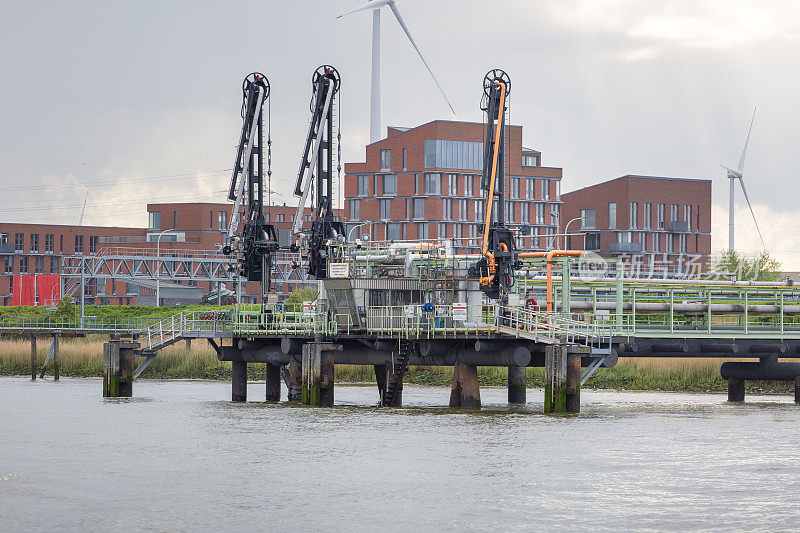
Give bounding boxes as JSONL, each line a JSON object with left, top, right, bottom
{"left": 448, "top": 174, "right": 458, "bottom": 196}
{"left": 14, "top": 233, "right": 23, "bottom": 252}
{"left": 537, "top": 203, "right": 546, "bottom": 225}
{"left": 454, "top": 224, "right": 461, "bottom": 239}
{"left": 4, "top": 256, "right": 12, "bottom": 274}
{"left": 172, "top": 211, "right": 178, "bottom": 230}
{"left": 356, "top": 175, "right": 368, "bottom": 196}
{"left": 505, "top": 201, "right": 514, "bottom": 223}
{"left": 413, "top": 198, "right": 425, "bottom": 220}
{"left": 643, "top": 203, "right": 652, "bottom": 230}
{"left": 290, "top": 214, "right": 295, "bottom": 222}
{"left": 670, "top": 204, "right": 679, "bottom": 222}
{"left": 443, "top": 199, "right": 452, "bottom": 220}
{"left": 653, "top": 233, "right": 660, "bottom": 253}
{"left": 35, "top": 256, "right": 44, "bottom": 274}
{"left": 424, "top": 173, "right": 441, "bottom": 195}
{"left": 89, "top": 236, "right": 98, "bottom": 254}
{"left": 475, "top": 199, "right": 484, "bottom": 221}
{"left": 509, "top": 178, "right": 519, "bottom": 199}
{"left": 459, "top": 199, "right": 468, "bottom": 221}
{"left": 382, "top": 174, "right": 397, "bottom": 196}
{"left": 45, "top": 234, "right": 54, "bottom": 253}
{"left": 520, "top": 203, "right": 529, "bottom": 224}
{"left": 522, "top": 154, "right": 539, "bottom": 167}
{"left": 74, "top": 235, "right": 84, "bottom": 254}
{"left": 580, "top": 209, "right": 596, "bottom": 229}
{"left": 49, "top": 257, "right": 58, "bottom": 274}
{"left": 276, "top": 213, "right": 285, "bottom": 222}
{"left": 679, "top": 234, "right": 687, "bottom": 253}
{"left": 657, "top": 204, "right": 665, "bottom": 229}
{"left": 349, "top": 200, "right": 360, "bottom": 221}
{"left": 305, "top": 214, "right": 312, "bottom": 222}
{"left": 148, "top": 211, "right": 161, "bottom": 230}
{"left": 465, "top": 175, "right": 473, "bottom": 197}
{"left": 551, "top": 204, "right": 559, "bottom": 227}
{"left": 629, "top": 202, "right": 638, "bottom": 229}
{"left": 617, "top": 231, "right": 631, "bottom": 244}
{"left": 218, "top": 211, "right": 227, "bottom": 231}
{"left": 666, "top": 233, "right": 673, "bottom": 252}
{"left": 19, "top": 256, "right": 28, "bottom": 274}
{"left": 380, "top": 199, "right": 390, "bottom": 220}
{"left": 59, "top": 235, "right": 63, "bottom": 252}
{"left": 418, "top": 222, "right": 429, "bottom": 239}
{"left": 608, "top": 203, "right": 617, "bottom": 230}
{"left": 380, "top": 149, "right": 391, "bottom": 171}
{"left": 424, "top": 139, "right": 483, "bottom": 170}
{"left": 30, "top": 234, "right": 39, "bottom": 252}
{"left": 437, "top": 222, "right": 447, "bottom": 238}
{"left": 585, "top": 232, "right": 600, "bottom": 250}
{"left": 555, "top": 181, "right": 561, "bottom": 200}
{"left": 684, "top": 205, "right": 692, "bottom": 231}
{"left": 542, "top": 180, "right": 550, "bottom": 201}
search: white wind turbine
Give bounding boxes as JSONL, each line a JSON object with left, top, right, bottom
{"left": 722, "top": 107, "right": 765, "bottom": 252}
{"left": 338, "top": 0, "right": 456, "bottom": 143}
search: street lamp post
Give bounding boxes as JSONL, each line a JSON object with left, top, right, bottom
{"left": 347, "top": 222, "right": 370, "bottom": 242}
{"left": 155, "top": 228, "right": 175, "bottom": 307}
{"left": 562, "top": 217, "right": 582, "bottom": 249}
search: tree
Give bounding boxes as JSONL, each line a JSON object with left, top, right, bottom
{"left": 53, "top": 296, "right": 78, "bottom": 318}
{"left": 283, "top": 287, "right": 318, "bottom": 313}
{"left": 708, "top": 250, "right": 782, "bottom": 282}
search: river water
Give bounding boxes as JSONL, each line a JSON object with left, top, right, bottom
{"left": 2, "top": 377, "right": 800, "bottom": 531}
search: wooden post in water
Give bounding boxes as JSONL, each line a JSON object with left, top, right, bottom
{"left": 301, "top": 343, "right": 335, "bottom": 407}
{"left": 265, "top": 362, "right": 281, "bottom": 401}
{"left": 52, "top": 335, "right": 59, "bottom": 382}
{"left": 231, "top": 361, "right": 247, "bottom": 402}
{"left": 374, "top": 364, "right": 387, "bottom": 404}
{"left": 449, "top": 360, "right": 481, "bottom": 409}
{"left": 288, "top": 353, "right": 302, "bottom": 402}
{"left": 507, "top": 365, "right": 526, "bottom": 404}
{"left": 727, "top": 377, "right": 745, "bottom": 402}
{"left": 565, "top": 350, "right": 581, "bottom": 413}
{"left": 30, "top": 336, "right": 36, "bottom": 381}
{"left": 544, "top": 344, "right": 567, "bottom": 413}
{"left": 103, "top": 339, "right": 135, "bottom": 397}
{"left": 795, "top": 377, "right": 800, "bottom": 404}
{"left": 184, "top": 339, "right": 192, "bottom": 350}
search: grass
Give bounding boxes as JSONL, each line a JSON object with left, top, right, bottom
{"left": 1, "top": 336, "right": 796, "bottom": 394}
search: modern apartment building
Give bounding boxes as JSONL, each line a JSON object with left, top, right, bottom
{"left": 560, "top": 175, "right": 712, "bottom": 274}
{"left": 0, "top": 202, "right": 336, "bottom": 305}
{"left": 343, "top": 120, "right": 563, "bottom": 251}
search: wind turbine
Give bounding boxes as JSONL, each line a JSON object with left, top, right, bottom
{"left": 722, "top": 107, "right": 765, "bottom": 251}
{"left": 338, "top": 0, "right": 456, "bottom": 143}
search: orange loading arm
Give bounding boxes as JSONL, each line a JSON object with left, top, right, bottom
{"left": 518, "top": 250, "right": 584, "bottom": 312}
{"left": 478, "top": 81, "right": 507, "bottom": 288}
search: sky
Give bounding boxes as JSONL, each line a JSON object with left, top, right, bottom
{"left": 1, "top": 1, "right": 799, "bottom": 264}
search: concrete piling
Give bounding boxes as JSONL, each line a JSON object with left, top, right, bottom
{"left": 728, "top": 377, "right": 745, "bottom": 402}
{"left": 301, "top": 343, "right": 335, "bottom": 406}
{"left": 507, "top": 365, "right": 526, "bottom": 404}
{"left": 30, "top": 336, "right": 36, "bottom": 381}
{"left": 103, "top": 340, "right": 135, "bottom": 397}
{"left": 231, "top": 361, "right": 247, "bottom": 402}
{"left": 265, "top": 362, "right": 281, "bottom": 402}
{"left": 449, "top": 360, "right": 481, "bottom": 409}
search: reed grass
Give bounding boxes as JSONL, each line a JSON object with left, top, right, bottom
{"left": 0, "top": 337, "right": 794, "bottom": 393}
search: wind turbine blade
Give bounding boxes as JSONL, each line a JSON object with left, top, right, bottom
{"left": 738, "top": 176, "right": 766, "bottom": 248}
{"left": 388, "top": 2, "right": 456, "bottom": 116}
{"left": 737, "top": 107, "right": 756, "bottom": 172}
{"left": 337, "top": 0, "right": 392, "bottom": 18}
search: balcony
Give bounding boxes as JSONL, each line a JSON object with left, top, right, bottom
{"left": 0, "top": 243, "right": 14, "bottom": 254}
{"left": 668, "top": 220, "right": 689, "bottom": 233}
{"left": 609, "top": 242, "right": 644, "bottom": 254}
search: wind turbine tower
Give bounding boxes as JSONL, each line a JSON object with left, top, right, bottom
{"left": 722, "top": 108, "right": 765, "bottom": 252}
{"left": 339, "top": 0, "right": 456, "bottom": 143}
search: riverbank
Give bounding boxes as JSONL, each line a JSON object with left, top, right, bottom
{"left": 1, "top": 337, "right": 796, "bottom": 394}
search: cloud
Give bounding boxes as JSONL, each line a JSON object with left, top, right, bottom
{"left": 541, "top": 0, "right": 800, "bottom": 56}
{"left": 711, "top": 202, "right": 800, "bottom": 270}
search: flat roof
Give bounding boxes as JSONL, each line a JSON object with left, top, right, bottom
{"left": 563, "top": 174, "right": 711, "bottom": 196}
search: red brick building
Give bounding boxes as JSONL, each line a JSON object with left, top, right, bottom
{"left": 560, "top": 175, "right": 712, "bottom": 274}
{"left": 343, "top": 120, "right": 563, "bottom": 250}
{"left": 0, "top": 202, "right": 338, "bottom": 305}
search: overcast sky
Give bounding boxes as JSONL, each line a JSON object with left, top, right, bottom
{"left": 1, "top": 1, "right": 799, "bottom": 264}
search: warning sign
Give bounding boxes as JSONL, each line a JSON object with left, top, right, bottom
{"left": 328, "top": 262, "right": 350, "bottom": 278}
{"left": 452, "top": 303, "right": 468, "bottom": 322}
{"left": 303, "top": 302, "right": 316, "bottom": 317}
